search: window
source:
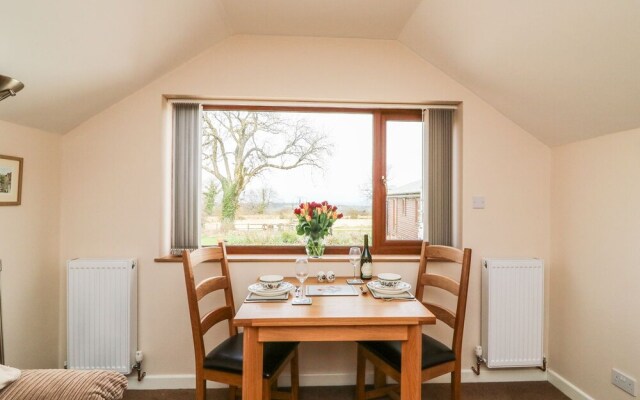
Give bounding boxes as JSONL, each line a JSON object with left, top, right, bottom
{"left": 200, "top": 107, "right": 373, "bottom": 253}
{"left": 373, "top": 111, "right": 425, "bottom": 253}
{"left": 172, "top": 104, "right": 454, "bottom": 255}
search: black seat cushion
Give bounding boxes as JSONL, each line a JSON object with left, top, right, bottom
{"left": 203, "top": 333, "right": 298, "bottom": 378}
{"left": 359, "top": 334, "right": 455, "bottom": 371}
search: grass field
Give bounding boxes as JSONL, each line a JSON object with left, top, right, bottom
{"left": 201, "top": 204, "right": 372, "bottom": 246}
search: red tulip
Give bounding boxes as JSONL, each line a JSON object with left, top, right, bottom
{"left": 337, "top": 213, "right": 344, "bottom": 219}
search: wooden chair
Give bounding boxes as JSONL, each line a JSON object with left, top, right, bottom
{"left": 182, "top": 243, "right": 299, "bottom": 400}
{"left": 356, "top": 243, "right": 472, "bottom": 400}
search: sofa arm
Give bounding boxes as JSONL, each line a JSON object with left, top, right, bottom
{"left": 0, "top": 369, "right": 127, "bottom": 400}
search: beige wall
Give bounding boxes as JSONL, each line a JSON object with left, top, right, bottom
{"left": 550, "top": 128, "right": 640, "bottom": 399}
{"left": 59, "top": 35, "right": 551, "bottom": 385}
{"left": 0, "top": 119, "right": 60, "bottom": 368}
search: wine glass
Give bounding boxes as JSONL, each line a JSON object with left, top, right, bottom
{"left": 349, "top": 247, "right": 362, "bottom": 280}
{"left": 295, "top": 257, "right": 310, "bottom": 300}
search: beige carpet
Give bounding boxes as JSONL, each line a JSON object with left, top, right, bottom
{"left": 123, "top": 382, "right": 569, "bottom": 399}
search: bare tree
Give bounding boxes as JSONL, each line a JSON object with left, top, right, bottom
{"left": 256, "top": 186, "right": 275, "bottom": 214}
{"left": 202, "top": 111, "right": 331, "bottom": 230}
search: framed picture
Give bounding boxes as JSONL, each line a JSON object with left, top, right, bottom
{"left": 0, "top": 154, "right": 23, "bottom": 206}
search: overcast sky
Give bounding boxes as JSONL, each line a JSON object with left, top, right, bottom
{"left": 202, "top": 111, "right": 422, "bottom": 207}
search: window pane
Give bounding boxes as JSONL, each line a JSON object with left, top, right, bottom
{"left": 385, "top": 121, "right": 423, "bottom": 240}
{"left": 201, "top": 110, "right": 373, "bottom": 247}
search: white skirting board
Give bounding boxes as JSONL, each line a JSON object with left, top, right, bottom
{"left": 547, "top": 369, "right": 596, "bottom": 400}
{"left": 126, "top": 368, "right": 547, "bottom": 390}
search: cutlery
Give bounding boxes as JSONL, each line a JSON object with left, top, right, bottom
{"left": 382, "top": 297, "right": 416, "bottom": 302}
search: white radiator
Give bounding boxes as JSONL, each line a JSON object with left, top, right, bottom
{"left": 67, "top": 259, "right": 137, "bottom": 373}
{"left": 481, "top": 258, "right": 544, "bottom": 368}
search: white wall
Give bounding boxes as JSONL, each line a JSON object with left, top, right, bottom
{"left": 0, "top": 119, "right": 60, "bottom": 368}
{"left": 59, "top": 35, "right": 551, "bottom": 386}
{"left": 550, "top": 128, "right": 640, "bottom": 399}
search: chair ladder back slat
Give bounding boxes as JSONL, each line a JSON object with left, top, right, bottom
{"left": 451, "top": 248, "right": 472, "bottom": 357}
{"left": 196, "top": 276, "right": 229, "bottom": 301}
{"left": 423, "top": 302, "right": 456, "bottom": 329}
{"left": 201, "top": 306, "right": 234, "bottom": 335}
{"left": 425, "top": 245, "right": 464, "bottom": 264}
{"left": 421, "top": 273, "right": 460, "bottom": 296}
{"left": 188, "top": 247, "right": 224, "bottom": 267}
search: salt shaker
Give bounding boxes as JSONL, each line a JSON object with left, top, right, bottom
{"left": 317, "top": 271, "right": 326, "bottom": 283}
{"left": 326, "top": 271, "right": 336, "bottom": 283}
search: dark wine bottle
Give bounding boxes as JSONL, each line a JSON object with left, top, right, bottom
{"left": 360, "top": 234, "right": 373, "bottom": 280}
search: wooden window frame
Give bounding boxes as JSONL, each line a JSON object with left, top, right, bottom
{"left": 200, "top": 105, "right": 422, "bottom": 255}
{"left": 372, "top": 110, "right": 423, "bottom": 254}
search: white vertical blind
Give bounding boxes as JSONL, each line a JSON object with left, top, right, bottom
{"left": 428, "top": 109, "right": 453, "bottom": 246}
{"left": 171, "top": 103, "right": 202, "bottom": 255}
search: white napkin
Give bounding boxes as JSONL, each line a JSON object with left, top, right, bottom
{"left": 0, "top": 364, "right": 21, "bottom": 390}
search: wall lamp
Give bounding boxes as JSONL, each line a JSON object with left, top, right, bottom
{"left": 0, "top": 74, "right": 25, "bottom": 102}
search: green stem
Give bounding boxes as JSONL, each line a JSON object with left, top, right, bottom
{"left": 305, "top": 236, "right": 326, "bottom": 258}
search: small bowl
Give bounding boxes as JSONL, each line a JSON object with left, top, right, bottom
{"left": 377, "top": 273, "right": 402, "bottom": 287}
{"left": 259, "top": 275, "right": 284, "bottom": 290}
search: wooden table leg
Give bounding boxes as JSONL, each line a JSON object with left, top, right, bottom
{"left": 401, "top": 325, "right": 422, "bottom": 400}
{"left": 242, "top": 327, "right": 263, "bottom": 400}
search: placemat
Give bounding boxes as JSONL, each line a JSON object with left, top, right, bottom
{"left": 244, "top": 292, "right": 290, "bottom": 303}
{"left": 306, "top": 284, "right": 359, "bottom": 296}
{"left": 368, "top": 288, "right": 415, "bottom": 300}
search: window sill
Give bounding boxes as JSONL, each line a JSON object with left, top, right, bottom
{"left": 154, "top": 254, "right": 420, "bottom": 263}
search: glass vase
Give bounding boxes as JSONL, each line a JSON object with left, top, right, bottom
{"left": 305, "top": 235, "right": 326, "bottom": 258}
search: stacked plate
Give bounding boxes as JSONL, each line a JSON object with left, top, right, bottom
{"left": 366, "top": 280, "right": 412, "bottom": 295}
{"left": 248, "top": 281, "right": 295, "bottom": 297}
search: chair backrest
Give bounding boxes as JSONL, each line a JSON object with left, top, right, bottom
{"left": 414, "top": 242, "right": 472, "bottom": 358}
{"left": 182, "top": 242, "right": 236, "bottom": 365}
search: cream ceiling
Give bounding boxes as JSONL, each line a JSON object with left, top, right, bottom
{"left": 0, "top": 0, "right": 638, "bottom": 146}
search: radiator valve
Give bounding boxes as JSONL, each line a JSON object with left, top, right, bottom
{"left": 471, "top": 346, "right": 484, "bottom": 375}
{"left": 133, "top": 351, "right": 146, "bottom": 381}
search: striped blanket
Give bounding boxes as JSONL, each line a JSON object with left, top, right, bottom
{"left": 0, "top": 369, "right": 127, "bottom": 400}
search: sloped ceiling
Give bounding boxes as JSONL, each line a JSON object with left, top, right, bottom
{"left": 400, "top": 0, "right": 640, "bottom": 146}
{"left": 0, "top": 0, "right": 230, "bottom": 134}
{"left": 219, "top": 0, "right": 422, "bottom": 39}
{"left": 1, "top": 0, "right": 638, "bottom": 146}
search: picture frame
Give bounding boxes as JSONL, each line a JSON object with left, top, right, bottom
{"left": 0, "top": 154, "right": 23, "bottom": 206}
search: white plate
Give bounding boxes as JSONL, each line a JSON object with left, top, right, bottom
{"left": 248, "top": 281, "right": 295, "bottom": 297}
{"left": 367, "top": 280, "right": 411, "bottom": 294}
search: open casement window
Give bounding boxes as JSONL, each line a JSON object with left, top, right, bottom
{"left": 373, "top": 110, "right": 424, "bottom": 254}
{"left": 173, "top": 104, "right": 454, "bottom": 255}
{"left": 372, "top": 109, "right": 455, "bottom": 254}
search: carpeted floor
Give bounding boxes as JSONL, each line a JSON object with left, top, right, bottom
{"left": 123, "top": 382, "right": 569, "bottom": 399}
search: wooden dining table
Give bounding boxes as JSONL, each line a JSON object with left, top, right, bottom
{"left": 233, "top": 278, "right": 436, "bottom": 400}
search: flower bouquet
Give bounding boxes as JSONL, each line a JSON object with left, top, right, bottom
{"left": 294, "top": 201, "right": 343, "bottom": 258}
